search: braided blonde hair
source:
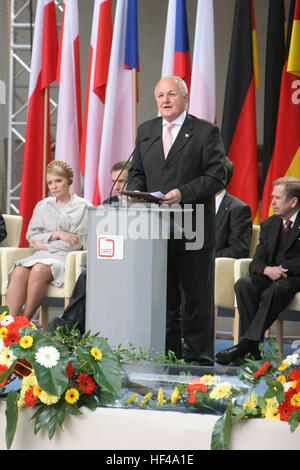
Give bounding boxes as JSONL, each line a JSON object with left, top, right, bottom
{"left": 46, "top": 160, "right": 74, "bottom": 179}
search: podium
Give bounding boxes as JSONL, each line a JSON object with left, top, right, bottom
{"left": 86, "top": 203, "right": 172, "bottom": 355}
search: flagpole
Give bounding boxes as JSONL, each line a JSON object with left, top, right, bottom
{"left": 132, "top": 68, "right": 137, "bottom": 145}
{"left": 42, "top": 86, "right": 49, "bottom": 199}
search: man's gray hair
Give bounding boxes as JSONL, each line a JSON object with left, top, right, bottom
{"left": 273, "top": 176, "right": 300, "bottom": 203}
{"left": 154, "top": 75, "right": 188, "bottom": 98}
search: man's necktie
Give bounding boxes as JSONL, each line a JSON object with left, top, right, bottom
{"left": 163, "top": 122, "right": 175, "bottom": 158}
{"left": 284, "top": 219, "right": 292, "bottom": 232}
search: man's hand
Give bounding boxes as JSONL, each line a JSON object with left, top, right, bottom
{"left": 263, "top": 265, "right": 288, "bottom": 281}
{"left": 160, "top": 189, "right": 182, "bottom": 206}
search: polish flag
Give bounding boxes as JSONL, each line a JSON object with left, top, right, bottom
{"left": 189, "top": 0, "right": 216, "bottom": 122}
{"left": 55, "top": 0, "right": 82, "bottom": 195}
{"left": 19, "top": 0, "right": 58, "bottom": 246}
{"left": 79, "top": 0, "right": 112, "bottom": 203}
{"left": 161, "top": 0, "right": 191, "bottom": 90}
{"left": 97, "top": 0, "right": 139, "bottom": 202}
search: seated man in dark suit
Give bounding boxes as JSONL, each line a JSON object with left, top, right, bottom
{"left": 216, "top": 176, "right": 300, "bottom": 365}
{"left": 215, "top": 158, "right": 252, "bottom": 258}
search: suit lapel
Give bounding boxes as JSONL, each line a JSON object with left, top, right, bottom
{"left": 285, "top": 212, "right": 300, "bottom": 252}
{"left": 269, "top": 216, "right": 282, "bottom": 257}
{"left": 163, "top": 114, "right": 194, "bottom": 166}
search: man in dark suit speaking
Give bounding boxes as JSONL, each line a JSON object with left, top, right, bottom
{"left": 216, "top": 177, "right": 300, "bottom": 365}
{"left": 215, "top": 158, "right": 252, "bottom": 259}
{"left": 126, "top": 76, "right": 227, "bottom": 365}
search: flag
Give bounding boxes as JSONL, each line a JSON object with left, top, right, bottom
{"left": 97, "top": 0, "right": 139, "bottom": 203}
{"left": 221, "top": 0, "right": 259, "bottom": 223}
{"left": 79, "top": 0, "right": 112, "bottom": 204}
{"left": 19, "top": 0, "right": 58, "bottom": 246}
{"left": 189, "top": 0, "right": 216, "bottom": 122}
{"left": 262, "top": 0, "right": 286, "bottom": 184}
{"left": 161, "top": 0, "right": 191, "bottom": 90}
{"left": 261, "top": 0, "right": 300, "bottom": 219}
{"left": 55, "top": 0, "right": 82, "bottom": 196}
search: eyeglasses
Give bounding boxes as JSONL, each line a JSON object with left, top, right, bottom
{"left": 155, "top": 91, "right": 178, "bottom": 100}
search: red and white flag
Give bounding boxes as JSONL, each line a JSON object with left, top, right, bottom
{"left": 189, "top": 0, "right": 216, "bottom": 122}
{"left": 79, "top": 0, "right": 112, "bottom": 204}
{"left": 55, "top": 0, "right": 82, "bottom": 195}
{"left": 97, "top": 0, "right": 138, "bottom": 202}
{"left": 19, "top": 0, "right": 58, "bottom": 246}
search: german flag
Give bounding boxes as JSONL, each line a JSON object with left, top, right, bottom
{"left": 260, "top": 0, "right": 300, "bottom": 219}
{"left": 262, "top": 0, "right": 286, "bottom": 184}
{"left": 221, "top": 0, "right": 259, "bottom": 223}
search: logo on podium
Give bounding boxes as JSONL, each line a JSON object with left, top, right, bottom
{"left": 97, "top": 235, "right": 124, "bottom": 260}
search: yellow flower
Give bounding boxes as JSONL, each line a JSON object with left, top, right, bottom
{"left": 157, "top": 387, "right": 166, "bottom": 408}
{"left": 20, "top": 374, "right": 38, "bottom": 399}
{"left": 139, "top": 392, "right": 153, "bottom": 408}
{"left": 171, "top": 386, "right": 181, "bottom": 404}
{"left": 0, "top": 311, "right": 8, "bottom": 322}
{"left": 291, "top": 380, "right": 299, "bottom": 389}
{"left": 65, "top": 388, "right": 79, "bottom": 404}
{"left": 33, "top": 384, "right": 42, "bottom": 397}
{"left": 30, "top": 322, "right": 37, "bottom": 330}
{"left": 0, "top": 347, "right": 14, "bottom": 367}
{"left": 17, "top": 397, "right": 27, "bottom": 409}
{"left": 124, "top": 393, "right": 139, "bottom": 404}
{"left": 278, "top": 361, "right": 289, "bottom": 371}
{"left": 39, "top": 390, "right": 60, "bottom": 405}
{"left": 243, "top": 392, "right": 257, "bottom": 410}
{"left": 262, "top": 398, "right": 280, "bottom": 420}
{"left": 0, "top": 327, "right": 8, "bottom": 339}
{"left": 20, "top": 335, "right": 33, "bottom": 349}
{"left": 277, "top": 375, "right": 286, "bottom": 384}
{"left": 199, "top": 374, "right": 214, "bottom": 385}
{"left": 291, "top": 392, "right": 300, "bottom": 408}
{"left": 90, "top": 347, "right": 102, "bottom": 361}
{"left": 209, "top": 382, "right": 232, "bottom": 400}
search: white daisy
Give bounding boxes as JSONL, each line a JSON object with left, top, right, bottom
{"left": 284, "top": 354, "right": 300, "bottom": 366}
{"left": 1, "top": 315, "right": 14, "bottom": 327}
{"left": 35, "top": 346, "right": 60, "bottom": 368}
{"left": 0, "top": 338, "right": 4, "bottom": 353}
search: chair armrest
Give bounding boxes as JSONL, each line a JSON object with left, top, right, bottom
{"left": 75, "top": 250, "right": 87, "bottom": 280}
{"left": 234, "top": 258, "right": 252, "bottom": 282}
{"left": 1, "top": 248, "right": 35, "bottom": 294}
{"left": 63, "top": 251, "right": 77, "bottom": 298}
{"left": 214, "top": 257, "right": 236, "bottom": 309}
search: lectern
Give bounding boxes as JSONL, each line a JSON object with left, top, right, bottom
{"left": 86, "top": 203, "right": 173, "bottom": 355}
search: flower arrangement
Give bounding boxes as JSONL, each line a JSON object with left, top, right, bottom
{"left": 0, "top": 307, "right": 122, "bottom": 449}
{"left": 211, "top": 340, "right": 300, "bottom": 449}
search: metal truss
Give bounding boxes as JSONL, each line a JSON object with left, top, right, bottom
{"left": 6, "top": 0, "right": 63, "bottom": 214}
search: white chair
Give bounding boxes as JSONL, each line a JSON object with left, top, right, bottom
{"left": 214, "top": 225, "right": 261, "bottom": 344}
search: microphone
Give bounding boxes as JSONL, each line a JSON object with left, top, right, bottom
{"left": 107, "top": 136, "right": 149, "bottom": 204}
{"left": 120, "top": 135, "right": 161, "bottom": 197}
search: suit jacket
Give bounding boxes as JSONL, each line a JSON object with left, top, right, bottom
{"left": 250, "top": 212, "right": 300, "bottom": 278}
{"left": 127, "top": 114, "right": 227, "bottom": 249}
{"left": 215, "top": 191, "right": 252, "bottom": 258}
{"left": 0, "top": 211, "right": 6, "bottom": 244}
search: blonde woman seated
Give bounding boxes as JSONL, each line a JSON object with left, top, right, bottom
{"left": 6, "top": 160, "right": 91, "bottom": 320}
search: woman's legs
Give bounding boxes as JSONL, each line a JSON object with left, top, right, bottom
{"left": 6, "top": 265, "right": 31, "bottom": 316}
{"left": 22, "top": 263, "right": 53, "bottom": 319}
{"left": 6, "top": 263, "right": 53, "bottom": 319}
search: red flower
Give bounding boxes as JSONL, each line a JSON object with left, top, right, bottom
{"left": 289, "top": 366, "right": 300, "bottom": 382}
{"left": 65, "top": 361, "right": 74, "bottom": 379}
{"left": 76, "top": 373, "right": 96, "bottom": 394}
{"left": 24, "top": 387, "right": 37, "bottom": 407}
{"left": 254, "top": 361, "right": 271, "bottom": 379}
{"left": 3, "top": 316, "right": 31, "bottom": 347}
{"left": 13, "top": 360, "right": 32, "bottom": 378}
{"left": 0, "top": 364, "right": 11, "bottom": 387}
{"left": 186, "top": 380, "right": 208, "bottom": 405}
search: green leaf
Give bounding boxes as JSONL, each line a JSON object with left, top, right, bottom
{"left": 211, "top": 402, "right": 233, "bottom": 450}
{"left": 288, "top": 410, "right": 300, "bottom": 433}
{"left": 75, "top": 337, "right": 122, "bottom": 395}
{"left": 5, "top": 390, "right": 18, "bottom": 450}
